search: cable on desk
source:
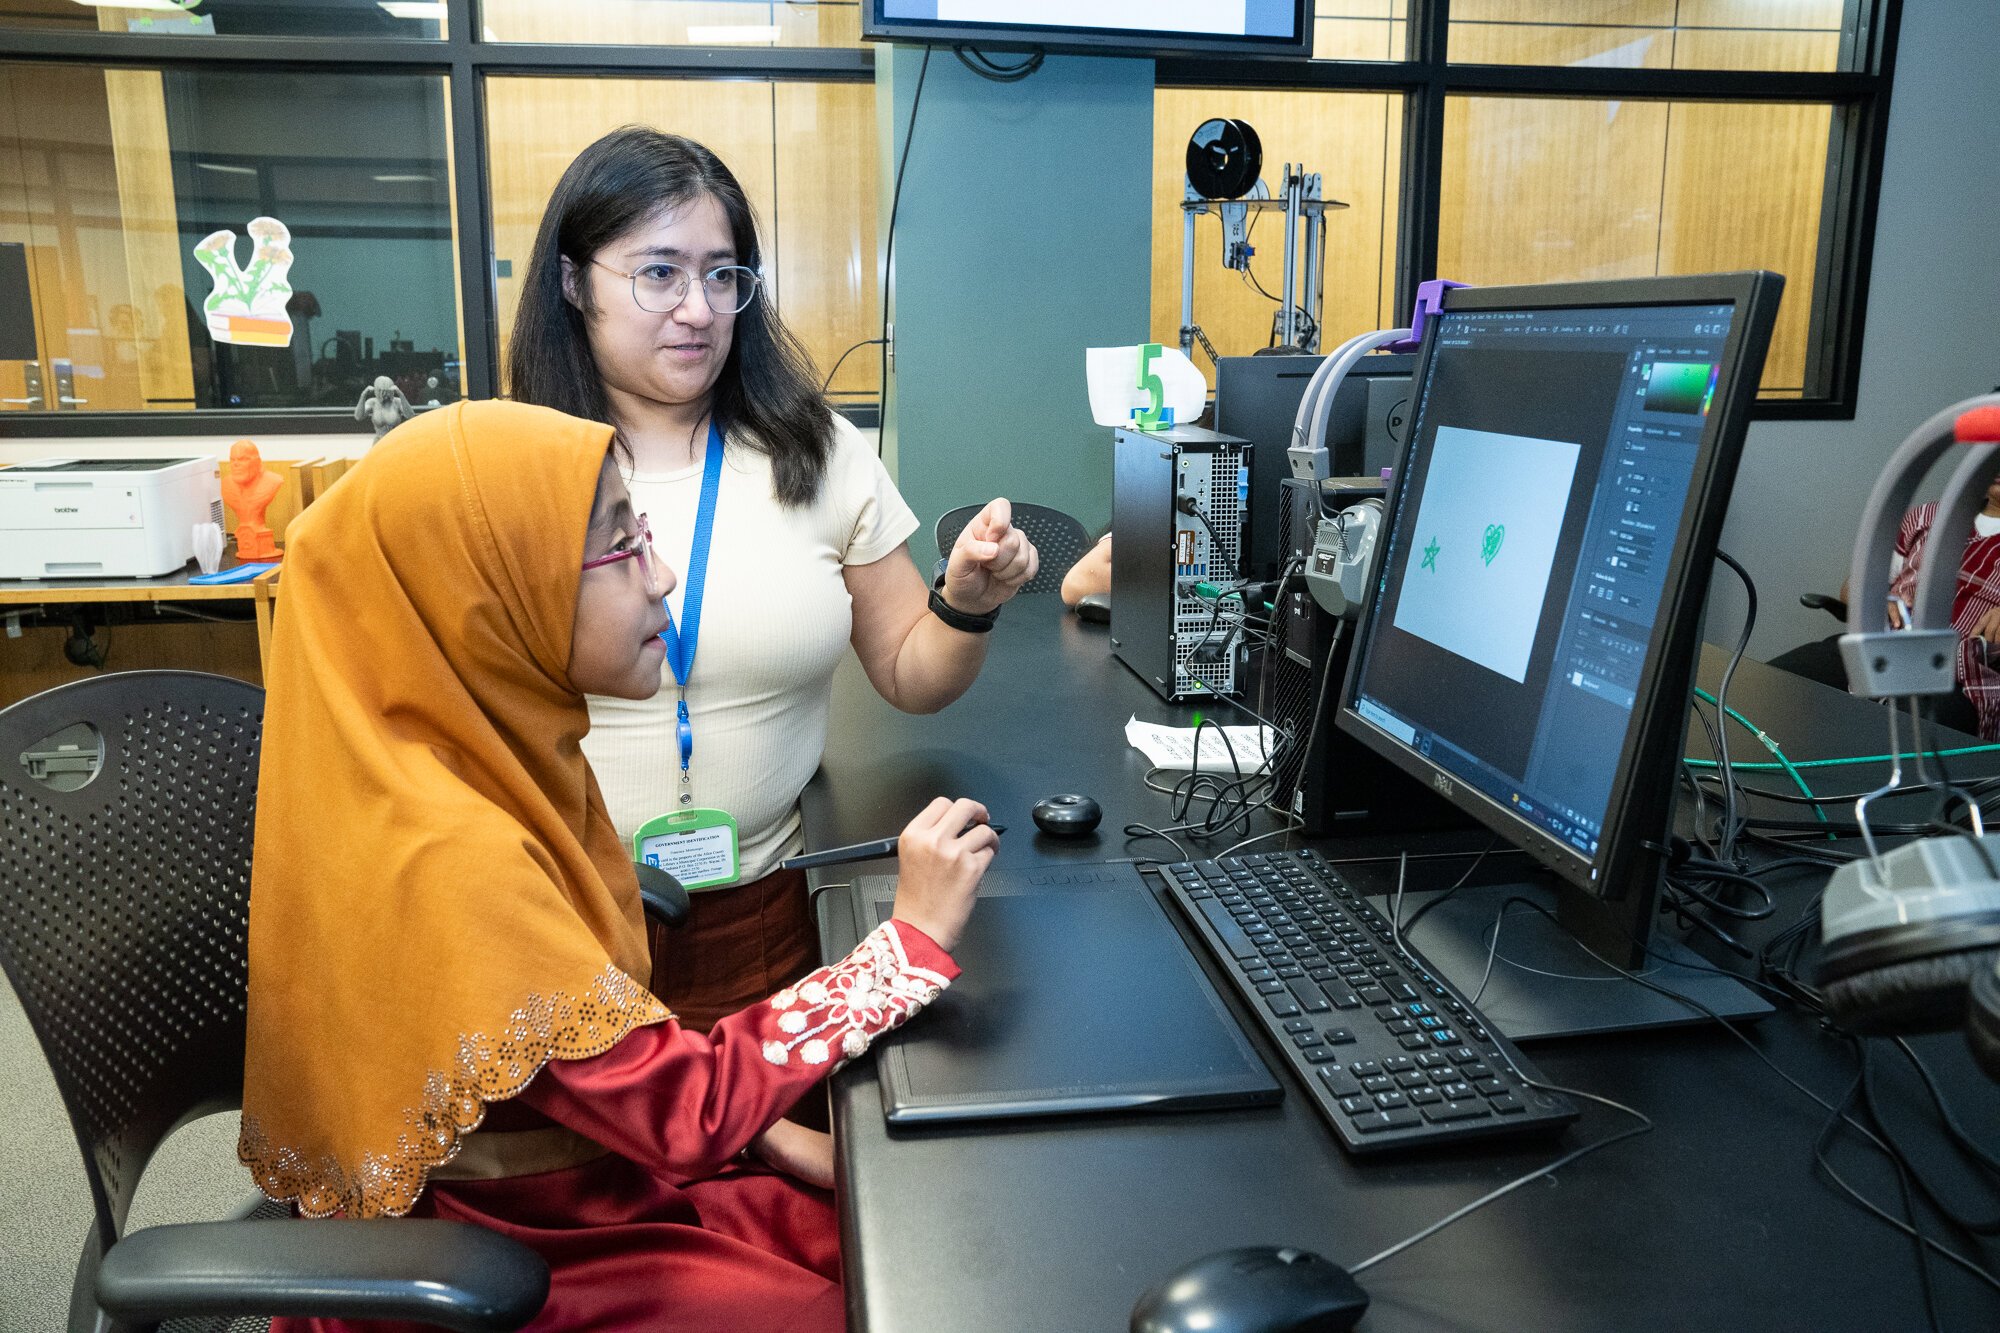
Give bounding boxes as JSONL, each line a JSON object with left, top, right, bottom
{"left": 1509, "top": 896, "right": 2000, "bottom": 1304}
{"left": 1864, "top": 1039, "right": 2000, "bottom": 1236}
{"left": 1820, "top": 1056, "right": 1944, "bottom": 1333}
{"left": 1710, "top": 551, "right": 1758, "bottom": 862}
{"left": 1346, "top": 1079, "right": 1654, "bottom": 1278}
{"left": 1394, "top": 837, "right": 1500, "bottom": 942}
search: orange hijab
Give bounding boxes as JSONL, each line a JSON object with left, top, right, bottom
{"left": 238, "top": 400, "right": 668, "bottom": 1219}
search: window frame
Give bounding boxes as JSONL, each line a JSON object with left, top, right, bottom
{"left": 1159, "top": 0, "right": 1900, "bottom": 420}
{"left": 0, "top": 0, "right": 1897, "bottom": 434}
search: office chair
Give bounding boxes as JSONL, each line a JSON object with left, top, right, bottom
{"left": 1768, "top": 591, "right": 1983, "bottom": 735}
{"left": 0, "top": 671, "right": 688, "bottom": 1333}
{"left": 934, "top": 502, "right": 1091, "bottom": 597}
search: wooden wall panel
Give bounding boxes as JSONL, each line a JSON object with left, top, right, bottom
{"left": 772, "top": 80, "right": 878, "bottom": 401}
{"left": 1658, "top": 99, "right": 1830, "bottom": 391}
{"left": 102, "top": 69, "right": 194, "bottom": 408}
{"left": 1151, "top": 89, "right": 1401, "bottom": 388}
{"left": 486, "top": 78, "right": 777, "bottom": 393}
{"left": 1438, "top": 95, "right": 1669, "bottom": 287}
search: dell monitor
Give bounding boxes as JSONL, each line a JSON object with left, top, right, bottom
{"left": 861, "top": 2, "right": 1312, "bottom": 60}
{"left": 1334, "top": 272, "right": 1784, "bottom": 1038}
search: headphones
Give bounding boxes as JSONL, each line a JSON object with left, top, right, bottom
{"left": 1817, "top": 395, "right": 2000, "bottom": 1072}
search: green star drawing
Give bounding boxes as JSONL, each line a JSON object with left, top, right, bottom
{"left": 1421, "top": 536, "right": 1440, "bottom": 572}
{"left": 1482, "top": 523, "right": 1505, "bottom": 566}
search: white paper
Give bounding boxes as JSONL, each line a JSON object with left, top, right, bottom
{"left": 1126, "top": 715, "right": 1274, "bottom": 774}
{"left": 1086, "top": 344, "right": 1208, "bottom": 429}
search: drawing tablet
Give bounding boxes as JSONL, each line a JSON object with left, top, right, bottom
{"left": 849, "top": 863, "right": 1281, "bottom": 1125}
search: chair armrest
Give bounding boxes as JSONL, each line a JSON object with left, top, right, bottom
{"left": 635, "top": 861, "right": 691, "bottom": 929}
{"left": 1800, "top": 592, "right": 1850, "bottom": 620}
{"left": 95, "top": 1218, "right": 548, "bottom": 1332}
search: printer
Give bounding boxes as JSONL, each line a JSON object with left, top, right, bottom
{"left": 0, "top": 457, "right": 223, "bottom": 579}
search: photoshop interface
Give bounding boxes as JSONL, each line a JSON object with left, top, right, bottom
{"left": 1352, "top": 302, "right": 1736, "bottom": 864}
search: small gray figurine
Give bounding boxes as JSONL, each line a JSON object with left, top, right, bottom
{"left": 354, "top": 374, "right": 413, "bottom": 442}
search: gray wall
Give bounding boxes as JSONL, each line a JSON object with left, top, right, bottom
{"left": 880, "top": 48, "right": 1153, "bottom": 546}
{"left": 1712, "top": 0, "right": 2000, "bottom": 659}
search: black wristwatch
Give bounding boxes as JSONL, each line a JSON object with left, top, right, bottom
{"left": 929, "top": 569, "right": 999, "bottom": 634}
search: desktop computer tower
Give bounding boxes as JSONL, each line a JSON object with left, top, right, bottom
{"left": 1266, "top": 477, "right": 1466, "bottom": 834}
{"left": 1111, "top": 425, "right": 1249, "bottom": 702}
{"left": 1214, "top": 352, "right": 1413, "bottom": 582}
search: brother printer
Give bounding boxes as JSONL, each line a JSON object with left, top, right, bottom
{"left": 0, "top": 457, "right": 223, "bottom": 579}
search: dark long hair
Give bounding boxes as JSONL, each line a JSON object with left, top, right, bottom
{"left": 508, "top": 126, "right": 833, "bottom": 506}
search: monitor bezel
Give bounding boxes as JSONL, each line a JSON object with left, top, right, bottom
{"left": 859, "top": 2, "right": 1313, "bottom": 60}
{"left": 1333, "top": 271, "right": 1783, "bottom": 956}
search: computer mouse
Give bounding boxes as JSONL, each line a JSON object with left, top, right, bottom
{"left": 1130, "top": 1246, "right": 1369, "bottom": 1333}
{"left": 1076, "top": 592, "right": 1111, "bottom": 623}
{"left": 1031, "top": 793, "right": 1102, "bottom": 837}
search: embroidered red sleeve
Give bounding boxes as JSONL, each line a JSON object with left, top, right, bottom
{"left": 759, "top": 920, "right": 959, "bottom": 1070}
{"left": 517, "top": 919, "right": 957, "bottom": 1179}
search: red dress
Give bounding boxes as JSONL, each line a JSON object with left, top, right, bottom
{"left": 273, "top": 920, "right": 957, "bottom": 1333}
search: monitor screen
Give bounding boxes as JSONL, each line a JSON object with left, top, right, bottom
{"left": 863, "top": 1, "right": 1311, "bottom": 58}
{"left": 1337, "top": 275, "right": 1780, "bottom": 917}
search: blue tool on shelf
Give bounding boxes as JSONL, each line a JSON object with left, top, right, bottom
{"left": 188, "top": 562, "right": 280, "bottom": 586}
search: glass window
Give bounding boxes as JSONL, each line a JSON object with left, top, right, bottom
{"left": 480, "top": 1, "right": 859, "bottom": 48}
{"left": 1438, "top": 94, "right": 1832, "bottom": 397}
{"left": 1446, "top": 0, "right": 1845, "bottom": 73}
{"left": 0, "top": 63, "right": 463, "bottom": 415}
{"left": 1313, "top": 1, "right": 1408, "bottom": 61}
{"left": 0, "top": 0, "right": 445, "bottom": 39}
{"left": 1153, "top": 89, "right": 1404, "bottom": 388}
{"left": 485, "top": 76, "right": 880, "bottom": 406}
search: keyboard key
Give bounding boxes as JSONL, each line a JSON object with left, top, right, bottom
{"left": 1422, "top": 1100, "right": 1491, "bottom": 1123}
{"left": 1328, "top": 991, "right": 1363, "bottom": 1010}
{"left": 1373, "top": 1091, "right": 1409, "bottom": 1110}
{"left": 1277, "top": 965, "right": 1304, "bottom": 979}
{"left": 1357, "top": 986, "right": 1392, "bottom": 1007}
{"left": 1264, "top": 994, "right": 1301, "bottom": 1018}
{"left": 1323, "top": 1027, "right": 1356, "bottom": 1046}
{"left": 1430, "top": 1031, "right": 1461, "bottom": 1047}
{"left": 1349, "top": 1061, "right": 1382, "bottom": 1077}
{"left": 1386, "top": 1019, "right": 1418, "bottom": 1035}
{"left": 1303, "top": 1047, "right": 1339, "bottom": 1064}
{"left": 1246, "top": 968, "right": 1276, "bottom": 984}
{"left": 1489, "top": 1095, "right": 1526, "bottom": 1115}
{"left": 1339, "top": 1095, "right": 1372, "bottom": 1116}
{"left": 1292, "top": 1031, "right": 1324, "bottom": 1049}
{"left": 1450, "top": 1048, "right": 1481, "bottom": 1065}
{"left": 1394, "top": 1070, "right": 1429, "bottom": 1089}
{"left": 1399, "top": 1034, "right": 1429, "bottom": 1050}
{"left": 1255, "top": 981, "right": 1285, "bottom": 996}
{"left": 1361, "top": 1075, "right": 1394, "bottom": 1094}
{"left": 1382, "top": 1057, "right": 1416, "bottom": 1073}
{"left": 1417, "top": 1052, "right": 1450, "bottom": 1069}
{"left": 1461, "top": 1062, "right": 1492, "bottom": 1080}
{"left": 1319, "top": 1067, "right": 1363, "bottom": 1098}
{"left": 1282, "top": 1018, "right": 1313, "bottom": 1034}
{"left": 1408, "top": 1086, "right": 1444, "bottom": 1105}
{"left": 1473, "top": 1078, "right": 1507, "bottom": 1097}
{"left": 1194, "top": 897, "right": 1262, "bottom": 962}
{"left": 1439, "top": 1081, "right": 1474, "bottom": 1102}
{"left": 1287, "top": 979, "right": 1333, "bottom": 1013}
{"left": 1350, "top": 1108, "right": 1423, "bottom": 1134}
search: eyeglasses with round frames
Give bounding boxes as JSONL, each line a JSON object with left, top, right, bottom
{"left": 592, "top": 259, "right": 760, "bottom": 316}
{"left": 580, "top": 512, "right": 661, "bottom": 598}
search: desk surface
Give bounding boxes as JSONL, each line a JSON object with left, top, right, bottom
{"left": 0, "top": 564, "right": 277, "bottom": 604}
{"left": 807, "top": 598, "right": 2000, "bottom": 1333}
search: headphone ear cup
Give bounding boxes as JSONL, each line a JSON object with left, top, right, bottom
{"left": 1820, "top": 944, "right": 2000, "bottom": 1035}
{"left": 1969, "top": 958, "right": 2000, "bottom": 1083}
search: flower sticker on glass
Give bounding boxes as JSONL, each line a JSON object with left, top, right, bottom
{"left": 194, "top": 217, "right": 296, "bottom": 347}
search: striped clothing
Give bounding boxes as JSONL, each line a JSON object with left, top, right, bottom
{"left": 1888, "top": 502, "right": 2000, "bottom": 739}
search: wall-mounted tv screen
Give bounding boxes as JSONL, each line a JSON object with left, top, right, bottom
{"left": 862, "top": 1, "right": 1312, "bottom": 60}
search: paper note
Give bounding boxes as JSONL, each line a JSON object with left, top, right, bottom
{"left": 1125, "top": 715, "right": 1274, "bottom": 774}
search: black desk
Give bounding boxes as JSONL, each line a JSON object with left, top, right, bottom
{"left": 806, "top": 598, "right": 2000, "bottom": 1332}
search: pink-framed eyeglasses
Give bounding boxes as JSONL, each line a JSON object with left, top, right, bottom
{"left": 580, "top": 512, "right": 661, "bottom": 598}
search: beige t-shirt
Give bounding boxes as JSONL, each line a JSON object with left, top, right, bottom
{"left": 583, "top": 415, "right": 919, "bottom": 883}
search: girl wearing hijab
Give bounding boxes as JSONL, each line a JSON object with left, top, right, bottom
{"left": 239, "top": 399, "right": 994, "bottom": 1331}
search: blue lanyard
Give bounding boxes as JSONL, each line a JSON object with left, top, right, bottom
{"left": 659, "top": 420, "right": 724, "bottom": 803}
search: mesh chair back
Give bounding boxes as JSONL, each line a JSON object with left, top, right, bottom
{"left": 0, "top": 672, "right": 263, "bottom": 1254}
{"left": 933, "top": 502, "right": 1092, "bottom": 597}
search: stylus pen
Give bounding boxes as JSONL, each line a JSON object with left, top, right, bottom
{"left": 779, "top": 824, "right": 1006, "bottom": 872}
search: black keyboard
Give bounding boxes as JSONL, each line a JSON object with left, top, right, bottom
{"left": 1160, "top": 849, "right": 1579, "bottom": 1154}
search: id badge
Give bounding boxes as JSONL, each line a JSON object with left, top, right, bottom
{"left": 634, "top": 808, "right": 741, "bottom": 891}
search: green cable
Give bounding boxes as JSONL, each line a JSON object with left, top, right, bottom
{"left": 1684, "top": 741, "right": 2000, "bottom": 771}
{"left": 1687, "top": 686, "right": 1829, "bottom": 829}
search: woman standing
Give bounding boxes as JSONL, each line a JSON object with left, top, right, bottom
{"left": 509, "top": 128, "right": 1036, "bottom": 1028}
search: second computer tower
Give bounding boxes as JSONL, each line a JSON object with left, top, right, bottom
{"left": 1111, "top": 425, "right": 1249, "bottom": 702}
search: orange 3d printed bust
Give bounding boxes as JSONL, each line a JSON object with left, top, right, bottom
{"left": 222, "top": 440, "right": 284, "bottom": 561}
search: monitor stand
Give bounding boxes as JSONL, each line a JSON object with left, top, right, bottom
{"left": 1372, "top": 878, "right": 1775, "bottom": 1042}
